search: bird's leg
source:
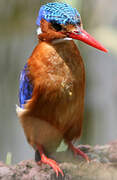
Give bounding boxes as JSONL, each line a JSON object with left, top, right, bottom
{"left": 36, "top": 145, "right": 64, "bottom": 177}
{"left": 68, "top": 142, "right": 90, "bottom": 162}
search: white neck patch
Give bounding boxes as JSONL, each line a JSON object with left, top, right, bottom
{"left": 52, "top": 37, "right": 72, "bottom": 44}
{"left": 36, "top": 27, "right": 72, "bottom": 44}
{"left": 37, "top": 27, "right": 42, "bottom": 35}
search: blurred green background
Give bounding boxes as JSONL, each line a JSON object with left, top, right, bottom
{"left": 0, "top": 0, "right": 117, "bottom": 163}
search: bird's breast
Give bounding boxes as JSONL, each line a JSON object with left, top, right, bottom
{"left": 27, "top": 39, "right": 85, "bottom": 133}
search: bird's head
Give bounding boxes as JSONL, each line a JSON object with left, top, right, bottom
{"left": 36, "top": 2, "right": 107, "bottom": 52}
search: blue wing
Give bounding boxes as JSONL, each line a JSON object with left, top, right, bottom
{"left": 19, "top": 63, "right": 33, "bottom": 108}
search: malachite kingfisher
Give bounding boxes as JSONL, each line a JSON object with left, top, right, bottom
{"left": 16, "top": 2, "right": 108, "bottom": 176}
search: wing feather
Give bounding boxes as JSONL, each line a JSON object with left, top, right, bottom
{"left": 19, "top": 63, "right": 33, "bottom": 108}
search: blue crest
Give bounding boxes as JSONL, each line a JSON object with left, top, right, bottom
{"left": 19, "top": 64, "right": 33, "bottom": 108}
{"left": 36, "top": 2, "right": 80, "bottom": 26}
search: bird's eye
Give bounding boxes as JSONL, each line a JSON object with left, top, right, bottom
{"left": 77, "top": 20, "right": 81, "bottom": 26}
{"left": 51, "top": 21, "right": 62, "bottom": 31}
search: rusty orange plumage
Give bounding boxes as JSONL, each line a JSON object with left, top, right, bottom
{"left": 27, "top": 39, "right": 85, "bottom": 140}
{"left": 17, "top": 2, "right": 107, "bottom": 176}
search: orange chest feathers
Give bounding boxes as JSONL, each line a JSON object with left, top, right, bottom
{"left": 27, "top": 40, "right": 85, "bottom": 137}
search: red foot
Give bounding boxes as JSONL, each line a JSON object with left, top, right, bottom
{"left": 68, "top": 142, "right": 90, "bottom": 162}
{"left": 37, "top": 145, "right": 64, "bottom": 177}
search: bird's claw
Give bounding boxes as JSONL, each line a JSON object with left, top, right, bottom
{"left": 38, "top": 154, "right": 64, "bottom": 177}
{"left": 68, "top": 142, "right": 90, "bottom": 163}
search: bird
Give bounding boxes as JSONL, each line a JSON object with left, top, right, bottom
{"left": 16, "top": 2, "right": 108, "bottom": 177}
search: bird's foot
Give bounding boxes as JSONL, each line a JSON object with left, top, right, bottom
{"left": 68, "top": 142, "right": 90, "bottom": 162}
{"left": 37, "top": 145, "right": 64, "bottom": 177}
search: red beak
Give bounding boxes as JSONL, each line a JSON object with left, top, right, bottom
{"left": 69, "top": 29, "right": 108, "bottom": 53}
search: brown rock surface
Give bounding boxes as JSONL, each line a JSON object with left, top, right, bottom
{"left": 1, "top": 141, "right": 117, "bottom": 180}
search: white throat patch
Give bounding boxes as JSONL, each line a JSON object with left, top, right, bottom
{"left": 36, "top": 27, "right": 72, "bottom": 44}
